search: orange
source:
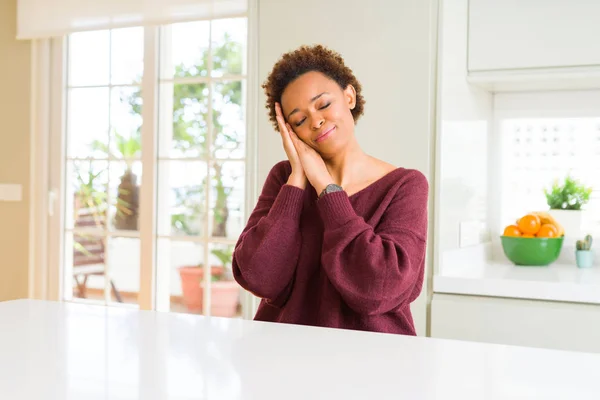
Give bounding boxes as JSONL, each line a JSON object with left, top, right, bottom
{"left": 503, "top": 225, "right": 522, "bottom": 237}
{"left": 517, "top": 214, "right": 541, "bottom": 235}
{"left": 522, "top": 234, "right": 535, "bottom": 238}
{"left": 536, "top": 223, "right": 558, "bottom": 238}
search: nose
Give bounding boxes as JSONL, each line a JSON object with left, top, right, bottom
{"left": 311, "top": 116, "right": 324, "bottom": 130}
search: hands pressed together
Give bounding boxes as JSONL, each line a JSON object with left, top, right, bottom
{"left": 275, "top": 102, "right": 333, "bottom": 194}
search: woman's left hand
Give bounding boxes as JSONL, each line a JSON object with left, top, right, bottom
{"left": 286, "top": 123, "right": 333, "bottom": 194}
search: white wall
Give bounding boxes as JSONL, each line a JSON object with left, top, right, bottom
{"left": 436, "top": 0, "right": 493, "bottom": 261}
{"left": 257, "top": 0, "right": 438, "bottom": 335}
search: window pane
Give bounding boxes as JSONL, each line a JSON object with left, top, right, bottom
{"left": 157, "top": 239, "right": 204, "bottom": 313}
{"left": 68, "top": 30, "right": 110, "bottom": 86}
{"left": 110, "top": 87, "right": 143, "bottom": 159}
{"left": 207, "top": 242, "right": 241, "bottom": 317}
{"left": 68, "top": 160, "right": 109, "bottom": 230}
{"left": 211, "top": 18, "right": 247, "bottom": 77}
{"left": 210, "top": 161, "right": 245, "bottom": 239}
{"left": 165, "top": 21, "right": 210, "bottom": 79}
{"left": 111, "top": 27, "right": 144, "bottom": 85}
{"left": 501, "top": 118, "right": 600, "bottom": 230}
{"left": 158, "top": 239, "right": 241, "bottom": 317}
{"left": 157, "top": 161, "right": 208, "bottom": 237}
{"left": 107, "top": 237, "right": 140, "bottom": 305}
{"left": 67, "top": 88, "right": 110, "bottom": 158}
{"left": 72, "top": 233, "right": 106, "bottom": 300}
{"left": 159, "top": 83, "right": 209, "bottom": 158}
{"left": 110, "top": 161, "right": 142, "bottom": 232}
{"left": 212, "top": 81, "right": 245, "bottom": 159}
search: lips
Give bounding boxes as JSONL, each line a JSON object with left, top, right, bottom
{"left": 315, "top": 126, "right": 335, "bottom": 143}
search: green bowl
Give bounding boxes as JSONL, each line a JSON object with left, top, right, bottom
{"left": 500, "top": 236, "right": 564, "bottom": 266}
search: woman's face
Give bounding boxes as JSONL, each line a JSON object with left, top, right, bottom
{"left": 280, "top": 71, "right": 356, "bottom": 157}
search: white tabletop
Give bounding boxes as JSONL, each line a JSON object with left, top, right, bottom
{"left": 1, "top": 300, "right": 600, "bottom": 400}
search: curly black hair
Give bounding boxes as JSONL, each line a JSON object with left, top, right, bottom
{"left": 262, "top": 44, "right": 366, "bottom": 131}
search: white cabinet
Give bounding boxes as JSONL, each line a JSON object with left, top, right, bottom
{"left": 431, "top": 293, "right": 600, "bottom": 354}
{"left": 466, "top": 0, "right": 600, "bottom": 91}
{"left": 468, "top": 0, "right": 600, "bottom": 72}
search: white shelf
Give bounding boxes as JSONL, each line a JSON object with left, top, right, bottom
{"left": 434, "top": 260, "right": 600, "bottom": 304}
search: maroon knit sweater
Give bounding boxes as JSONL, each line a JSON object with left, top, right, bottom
{"left": 232, "top": 161, "right": 429, "bottom": 335}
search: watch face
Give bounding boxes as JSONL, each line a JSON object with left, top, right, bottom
{"left": 319, "top": 184, "right": 343, "bottom": 199}
{"left": 327, "top": 184, "right": 343, "bottom": 192}
{"left": 325, "top": 184, "right": 343, "bottom": 194}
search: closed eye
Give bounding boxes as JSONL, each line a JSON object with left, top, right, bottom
{"left": 294, "top": 103, "right": 331, "bottom": 127}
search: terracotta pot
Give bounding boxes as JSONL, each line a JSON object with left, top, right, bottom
{"left": 178, "top": 266, "right": 240, "bottom": 317}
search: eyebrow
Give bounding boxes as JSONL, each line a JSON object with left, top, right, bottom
{"left": 287, "top": 92, "right": 329, "bottom": 120}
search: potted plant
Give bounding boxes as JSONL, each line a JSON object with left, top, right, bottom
{"left": 178, "top": 245, "right": 240, "bottom": 317}
{"left": 544, "top": 175, "right": 592, "bottom": 240}
{"left": 575, "top": 235, "right": 594, "bottom": 268}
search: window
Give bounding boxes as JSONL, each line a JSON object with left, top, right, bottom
{"left": 156, "top": 19, "right": 248, "bottom": 316}
{"left": 499, "top": 118, "right": 600, "bottom": 234}
{"left": 64, "top": 28, "right": 145, "bottom": 305}
{"left": 61, "top": 18, "right": 249, "bottom": 317}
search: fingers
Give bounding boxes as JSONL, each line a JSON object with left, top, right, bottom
{"left": 286, "top": 123, "right": 303, "bottom": 152}
{"left": 275, "top": 103, "right": 286, "bottom": 128}
{"left": 275, "top": 103, "right": 288, "bottom": 136}
{"left": 286, "top": 123, "right": 295, "bottom": 139}
{"left": 275, "top": 102, "right": 283, "bottom": 119}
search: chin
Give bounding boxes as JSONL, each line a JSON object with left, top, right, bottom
{"left": 316, "top": 137, "right": 346, "bottom": 159}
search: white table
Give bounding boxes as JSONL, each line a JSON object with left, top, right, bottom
{"left": 1, "top": 300, "right": 599, "bottom": 399}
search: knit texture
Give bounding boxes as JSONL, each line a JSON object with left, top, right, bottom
{"left": 232, "top": 161, "right": 429, "bottom": 335}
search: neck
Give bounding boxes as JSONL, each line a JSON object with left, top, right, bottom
{"left": 323, "top": 137, "right": 369, "bottom": 187}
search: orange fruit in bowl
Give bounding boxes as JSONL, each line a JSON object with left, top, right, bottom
{"left": 517, "top": 213, "right": 541, "bottom": 235}
{"left": 536, "top": 223, "right": 558, "bottom": 238}
{"left": 522, "top": 234, "right": 535, "bottom": 238}
{"left": 503, "top": 225, "right": 522, "bottom": 237}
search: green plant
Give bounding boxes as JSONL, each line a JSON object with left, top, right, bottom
{"left": 576, "top": 234, "right": 593, "bottom": 251}
{"left": 209, "top": 246, "right": 234, "bottom": 281}
{"left": 211, "top": 246, "right": 233, "bottom": 267}
{"left": 544, "top": 175, "right": 593, "bottom": 210}
{"left": 74, "top": 165, "right": 106, "bottom": 219}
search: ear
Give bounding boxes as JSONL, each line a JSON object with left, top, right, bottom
{"left": 344, "top": 84, "right": 357, "bottom": 110}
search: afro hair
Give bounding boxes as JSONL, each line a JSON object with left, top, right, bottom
{"left": 262, "top": 44, "right": 365, "bottom": 131}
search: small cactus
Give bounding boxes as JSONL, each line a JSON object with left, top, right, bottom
{"left": 576, "top": 234, "right": 593, "bottom": 251}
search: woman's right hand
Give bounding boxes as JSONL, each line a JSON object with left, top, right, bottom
{"left": 275, "top": 102, "right": 307, "bottom": 189}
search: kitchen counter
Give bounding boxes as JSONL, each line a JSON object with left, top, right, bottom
{"left": 434, "top": 260, "right": 600, "bottom": 304}
{"left": 1, "top": 299, "right": 600, "bottom": 399}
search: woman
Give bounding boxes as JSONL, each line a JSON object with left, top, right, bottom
{"left": 232, "top": 44, "right": 428, "bottom": 335}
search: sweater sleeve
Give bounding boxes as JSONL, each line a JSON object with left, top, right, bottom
{"left": 316, "top": 170, "right": 429, "bottom": 316}
{"left": 232, "top": 161, "right": 304, "bottom": 306}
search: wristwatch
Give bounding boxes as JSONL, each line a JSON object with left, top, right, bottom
{"left": 318, "top": 183, "right": 344, "bottom": 199}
